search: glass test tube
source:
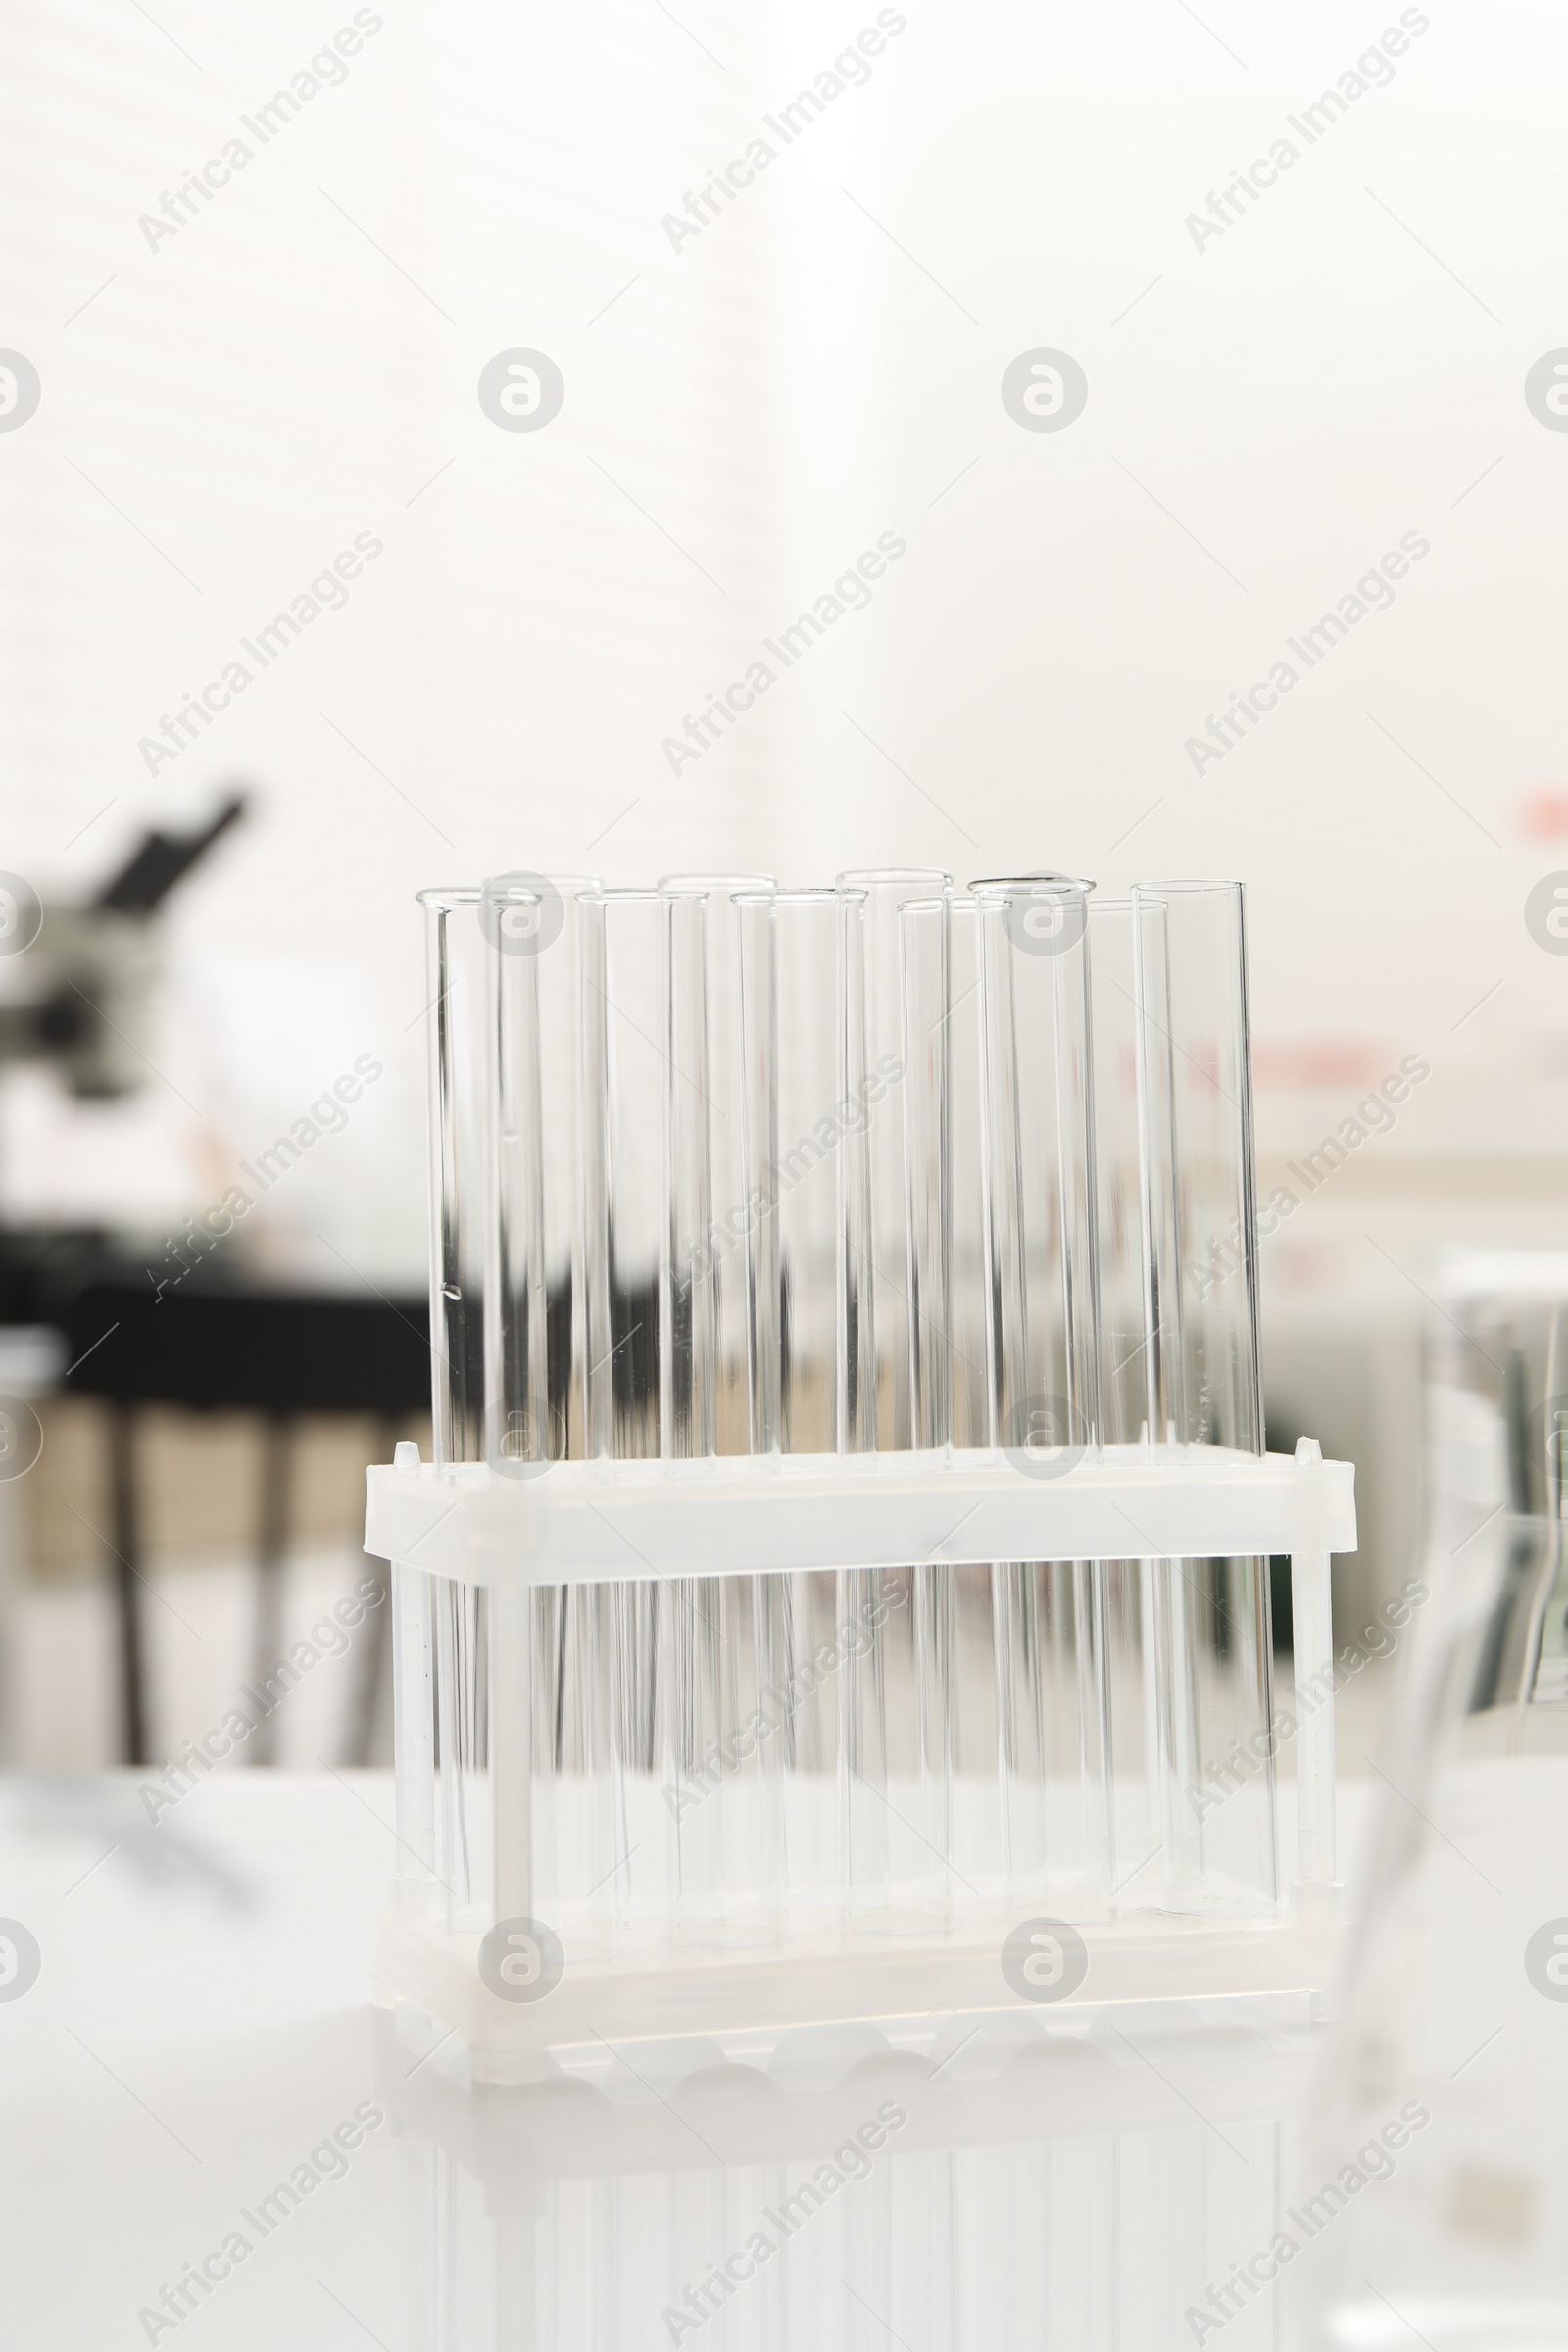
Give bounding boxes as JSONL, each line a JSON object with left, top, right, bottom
{"left": 658, "top": 886, "right": 725, "bottom": 1931}
{"left": 738, "top": 889, "right": 860, "bottom": 1917}
{"left": 660, "top": 875, "right": 781, "bottom": 1936}
{"left": 1087, "top": 896, "right": 1165, "bottom": 1904}
{"left": 835, "top": 870, "right": 952, "bottom": 1449}
{"left": 835, "top": 869, "right": 951, "bottom": 1922}
{"left": 973, "top": 875, "right": 1111, "bottom": 1913}
{"left": 422, "top": 888, "right": 488, "bottom": 1467}
{"left": 943, "top": 900, "right": 1001, "bottom": 1826}
{"left": 1131, "top": 880, "right": 1273, "bottom": 1911}
{"left": 410, "top": 889, "right": 489, "bottom": 1930}
{"left": 480, "top": 877, "right": 548, "bottom": 1930}
{"left": 480, "top": 877, "right": 615, "bottom": 1933}
{"left": 1086, "top": 900, "right": 1157, "bottom": 1451}
{"left": 397, "top": 893, "right": 467, "bottom": 1930}
{"left": 1130, "top": 880, "right": 1262, "bottom": 1454}
{"left": 578, "top": 891, "right": 668, "bottom": 1927}
{"left": 536, "top": 878, "right": 601, "bottom": 1466}
{"left": 898, "top": 895, "right": 957, "bottom": 1920}
{"left": 946, "top": 900, "right": 991, "bottom": 1454}
{"left": 532, "top": 879, "right": 616, "bottom": 1927}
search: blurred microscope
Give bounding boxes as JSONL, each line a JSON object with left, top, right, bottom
{"left": 0, "top": 794, "right": 249, "bottom": 1341}
{"left": 0, "top": 794, "right": 246, "bottom": 1112}
{"left": 0, "top": 796, "right": 426, "bottom": 1767}
{"left": 0, "top": 799, "right": 247, "bottom": 1759}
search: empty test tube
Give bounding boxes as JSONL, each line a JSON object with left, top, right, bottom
{"left": 416, "top": 889, "right": 504, "bottom": 1933}
{"left": 898, "top": 895, "right": 957, "bottom": 1921}
{"left": 531, "top": 879, "right": 616, "bottom": 1926}
{"left": 836, "top": 870, "right": 951, "bottom": 1921}
{"left": 421, "top": 888, "right": 489, "bottom": 1467}
{"left": 946, "top": 899, "right": 991, "bottom": 1454}
{"left": 738, "top": 889, "right": 863, "bottom": 1912}
{"left": 937, "top": 899, "right": 1001, "bottom": 1816}
{"left": 835, "top": 870, "right": 952, "bottom": 1450}
{"left": 1129, "top": 880, "right": 1274, "bottom": 1910}
{"left": 480, "top": 876, "right": 550, "bottom": 1929}
{"left": 1087, "top": 895, "right": 1173, "bottom": 1901}
{"left": 478, "top": 876, "right": 617, "bottom": 1930}
{"left": 578, "top": 891, "right": 668, "bottom": 1926}
{"left": 736, "top": 893, "right": 854, "bottom": 1446}
{"left": 1086, "top": 898, "right": 1157, "bottom": 1453}
{"left": 972, "top": 876, "right": 1101, "bottom": 1459}
{"left": 660, "top": 876, "right": 781, "bottom": 1936}
{"left": 972, "top": 875, "right": 1111, "bottom": 1911}
{"left": 1129, "top": 881, "right": 1262, "bottom": 1454}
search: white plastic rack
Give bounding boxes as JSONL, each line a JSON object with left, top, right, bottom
{"left": 369, "top": 870, "right": 1356, "bottom": 2083}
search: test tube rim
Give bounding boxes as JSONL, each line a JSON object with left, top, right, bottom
{"left": 657, "top": 872, "right": 779, "bottom": 895}
{"left": 968, "top": 872, "right": 1096, "bottom": 897}
{"left": 835, "top": 866, "right": 954, "bottom": 891}
{"left": 746, "top": 885, "right": 868, "bottom": 908}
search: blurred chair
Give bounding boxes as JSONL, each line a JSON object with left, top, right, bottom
{"left": 62, "top": 1284, "right": 429, "bottom": 1766}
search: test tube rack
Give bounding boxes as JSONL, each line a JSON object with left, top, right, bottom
{"left": 368, "top": 1439, "right": 1352, "bottom": 2080}
{"left": 368, "top": 871, "right": 1356, "bottom": 2084}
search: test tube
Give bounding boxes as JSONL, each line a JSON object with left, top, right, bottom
{"left": 1130, "top": 879, "right": 1274, "bottom": 1911}
{"left": 482, "top": 877, "right": 548, "bottom": 1474}
{"left": 1087, "top": 895, "right": 1166, "bottom": 1904}
{"left": 899, "top": 894, "right": 956, "bottom": 1920}
{"left": 834, "top": 870, "right": 952, "bottom": 1448}
{"left": 658, "top": 875, "right": 774, "bottom": 1449}
{"left": 580, "top": 891, "right": 664, "bottom": 1466}
{"left": 737, "top": 889, "right": 860, "bottom": 1917}
{"left": 1086, "top": 899, "right": 1156, "bottom": 1452}
{"left": 738, "top": 887, "right": 873, "bottom": 1466}
{"left": 836, "top": 869, "right": 951, "bottom": 1921}
{"left": 410, "top": 889, "right": 488, "bottom": 1931}
{"left": 478, "top": 877, "right": 614, "bottom": 1933}
{"left": 972, "top": 876, "right": 1101, "bottom": 1453}
{"left": 1129, "top": 880, "right": 1262, "bottom": 1454}
{"left": 946, "top": 900, "right": 990, "bottom": 1454}
{"left": 660, "top": 875, "right": 780, "bottom": 1936}
{"left": 972, "top": 875, "right": 1110, "bottom": 1912}
{"left": 480, "top": 877, "right": 549, "bottom": 1931}
{"left": 737, "top": 895, "right": 852, "bottom": 1439}
{"left": 536, "top": 878, "right": 602, "bottom": 1465}
{"left": 944, "top": 899, "right": 1001, "bottom": 1833}
{"left": 579, "top": 891, "right": 668, "bottom": 1928}
{"left": 420, "top": 888, "right": 488, "bottom": 1467}
{"left": 529, "top": 879, "right": 615, "bottom": 1929}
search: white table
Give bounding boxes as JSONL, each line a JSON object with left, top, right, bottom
{"left": 0, "top": 1770, "right": 1339, "bottom": 2349}
{"left": 3, "top": 1768, "right": 1548, "bottom": 2351}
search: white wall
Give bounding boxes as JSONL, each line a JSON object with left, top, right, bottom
{"left": 3, "top": 0, "right": 1567, "bottom": 1293}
